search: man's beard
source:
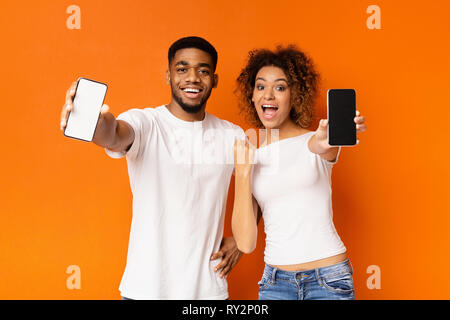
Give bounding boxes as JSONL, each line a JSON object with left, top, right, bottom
{"left": 171, "top": 85, "right": 212, "bottom": 114}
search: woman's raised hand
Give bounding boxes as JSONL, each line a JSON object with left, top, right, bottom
{"left": 233, "top": 139, "right": 255, "bottom": 176}
{"left": 314, "top": 110, "right": 367, "bottom": 147}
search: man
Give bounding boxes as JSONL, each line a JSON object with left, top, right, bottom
{"left": 60, "top": 36, "right": 244, "bottom": 299}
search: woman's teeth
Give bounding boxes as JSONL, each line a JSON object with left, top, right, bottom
{"left": 262, "top": 104, "right": 278, "bottom": 111}
{"left": 262, "top": 105, "right": 278, "bottom": 120}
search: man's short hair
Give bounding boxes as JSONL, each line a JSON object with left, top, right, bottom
{"left": 168, "top": 36, "right": 218, "bottom": 72}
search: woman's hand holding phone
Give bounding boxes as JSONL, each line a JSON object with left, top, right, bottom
{"left": 354, "top": 110, "right": 367, "bottom": 137}
{"left": 309, "top": 110, "right": 366, "bottom": 161}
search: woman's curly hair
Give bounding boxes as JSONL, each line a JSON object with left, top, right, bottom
{"left": 236, "top": 45, "right": 320, "bottom": 128}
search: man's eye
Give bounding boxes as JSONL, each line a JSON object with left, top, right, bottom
{"left": 177, "top": 68, "right": 186, "bottom": 73}
{"left": 199, "top": 69, "right": 210, "bottom": 75}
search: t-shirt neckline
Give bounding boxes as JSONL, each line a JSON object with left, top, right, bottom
{"left": 161, "top": 105, "right": 209, "bottom": 128}
{"left": 258, "top": 131, "right": 314, "bottom": 150}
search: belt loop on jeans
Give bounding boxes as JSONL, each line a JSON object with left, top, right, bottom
{"left": 271, "top": 267, "right": 278, "bottom": 284}
{"left": 348, "top": 259, "right": 354, "bottom": 274}
{"left": 315, "top": 268, "right": 322, "bottom": 285}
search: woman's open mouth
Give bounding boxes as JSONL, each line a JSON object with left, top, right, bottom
{"left": 261, "top": 104, "right": 279, "bottom": 120}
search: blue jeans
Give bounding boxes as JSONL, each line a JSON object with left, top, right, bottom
{"left": 258, "top": 259, "right": 355, "bottom": 300}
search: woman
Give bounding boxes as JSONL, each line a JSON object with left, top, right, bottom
{"left": 232, "top": 45, "right": 366, "bottom": 300}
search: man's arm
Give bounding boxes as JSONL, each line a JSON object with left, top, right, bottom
{"left": 92, "top": 115, "right": 135, "bottom": 153}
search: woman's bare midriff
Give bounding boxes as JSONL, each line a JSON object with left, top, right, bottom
{"left": 270, "top": 252, "right": 348, "bottom": 272}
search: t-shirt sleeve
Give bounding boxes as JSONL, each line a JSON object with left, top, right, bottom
{"left": 234, "top": 125, "right": 247, "bottom": 141}
{"left": 104, "top": 108, "right": 153, "bottom": 160}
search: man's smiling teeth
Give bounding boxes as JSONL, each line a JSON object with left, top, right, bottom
{"left": 183, "top": 88, "right": 201, "bottom": 93}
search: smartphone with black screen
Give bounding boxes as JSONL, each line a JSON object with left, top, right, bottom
{"left": 327, "top": 89, "right": 356, "bottom": 146}
{"left": 63, "top": 78, "right": 108, "bottom": 142}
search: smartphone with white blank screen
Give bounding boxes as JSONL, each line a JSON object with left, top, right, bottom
{"left": 63, "top": 78, "right": 108, "bottom": 142}
{"left": 327, "top": 89, "right": 356, "bottom": 146}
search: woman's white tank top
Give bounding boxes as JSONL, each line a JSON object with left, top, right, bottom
{"left": 252, "top": 131, "right": 346, "bottom": 265}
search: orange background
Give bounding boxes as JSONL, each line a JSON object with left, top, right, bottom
{"left": 1, "top": 0, "right": 449, "bottom": 299}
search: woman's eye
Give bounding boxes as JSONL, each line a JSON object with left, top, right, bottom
{"left": 256, "top": 85, "right": 264, "bottom": 90}
{"left": 276, "top": 86, "right": 286, "bottom": 91}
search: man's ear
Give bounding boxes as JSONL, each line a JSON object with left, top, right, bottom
{"left": 213, "top": 74, "right": 219, "bottom": 88}
{"left": 165, "top": 70, "right": 170, "bottom": 85}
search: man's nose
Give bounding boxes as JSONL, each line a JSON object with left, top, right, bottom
{"left": 185, "top": 68, "right": 200, "bottom": 82}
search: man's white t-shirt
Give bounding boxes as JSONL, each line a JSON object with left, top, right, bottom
{"left": 105, "top": 105, "right": 245, "bottom": 300}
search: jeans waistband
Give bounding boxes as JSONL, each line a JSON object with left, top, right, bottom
{"left": 263, "top": 259, "right": 353, "bottom": 282}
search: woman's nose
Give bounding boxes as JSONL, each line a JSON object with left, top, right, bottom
{"left": 263, "top": 88, "right": 275, "bottom": 100}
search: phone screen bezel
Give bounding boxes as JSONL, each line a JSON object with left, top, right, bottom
{"left": 63, "top": 77, "right": 108, "bottom": 142}
{"left": 327, "top": 88, "right": 356, "bottom": 146}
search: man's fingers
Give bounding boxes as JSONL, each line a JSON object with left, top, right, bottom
{"left": 210, "top": 253, "right": 219, "bottom": 260}
{"left": 219, "top": 266, "right": 231, "bottom": 278}
{"left": 65, "top": 82, "right": 77, "bottom": 101}
{"left": 100, "top": 104, "right": 110, "bottom": 114}
{"left": 210, "top": 251, "right": 224, "bottom": 260}
{"left": 214, "top": 259, "right": 228, "bottom": 272}
{"left": 214, "top": 253, "right": 230, "bottom": 271}
{"left": 61, "top": 81, "right": 77, "bottom": 131}
{"left": 60, "top": 102, "right": 72, "bottom": 130}
{"left": 60, "top": 108, "right": 66, "bottom": 130}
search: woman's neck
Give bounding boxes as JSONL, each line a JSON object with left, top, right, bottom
{"left": 266, "top": 118, "right": 308, "bottom": 142}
